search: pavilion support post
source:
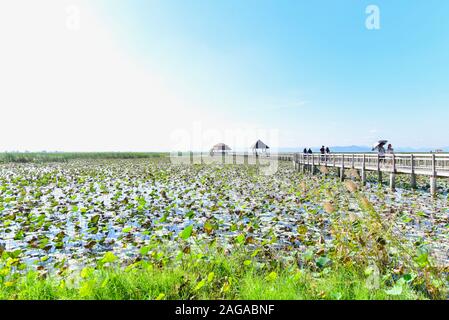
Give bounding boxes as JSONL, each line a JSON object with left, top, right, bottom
{"left": 340, "top": 154, "right": 345, "bottom": 181}
{"left": 361, "top": 154, "right": 367, "bottom": 186}
{"left": 430, "top": 154, "right": 437, "bottom": 196}
{"left": 256, "top": 154, "right": 260, "bottom": 166}
{"left": 410, "top": 154, "right": 416, "bottom": 189}
{"left": 244, "top": 153, "right": 248, "bottom": 165}
{"left": 190, "top": 151, "right": 193, "bottom": 165}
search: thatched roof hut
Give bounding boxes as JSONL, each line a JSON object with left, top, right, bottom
{"left": 251, "top": 139, "right": 269, "bottom": 155}
{"left": 210, "top": 143, "right": 231, "bottom": 155}
{"left": 251, "top": 140, "right": 269, "bottom": 150}
{"left": 212, "top": 143, "right": 231, "bottom": 151}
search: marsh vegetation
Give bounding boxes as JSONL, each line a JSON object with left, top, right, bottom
{"left": 0, "top": 158, "right": 448, "bottom": 299}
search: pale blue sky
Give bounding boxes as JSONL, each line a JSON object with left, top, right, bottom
{"left": 0, "top": 1, "right": 448, "bottom": 151}
{"left": 93, "top": 0, "right": 449, "bottom": 149}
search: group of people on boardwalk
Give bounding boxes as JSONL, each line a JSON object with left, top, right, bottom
{"left": 302, "top": 142, "right": 394, "bottom": 163}
{"left": 303, "top": 146, "right": 331, "bottom": 161}
{"left": 302, "top": 146, "right": 331, "bottom": 154}
{"left": 374, "top": 142, "right": 394, "bottom": 163}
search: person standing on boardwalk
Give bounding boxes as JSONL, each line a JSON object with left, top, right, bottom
{"left": 372, "top": 140, "right": 387, "bottom": 164}
{"left": 387, "top": 144, "right": 394, "bottom": 154}
{"left": 303, "top": 148, "right": 308, "bottom": 154}
{"left": 325, "top": 147, "right": 330, "bottom": 161}
{"left": 307, "top": 148, "right": 312, "bottom": 154}
{"left": 378, "top": 144, "right": 386, "bottom": 163}
{"left": 320, "top": 146, "right": 325, "bottom": 161}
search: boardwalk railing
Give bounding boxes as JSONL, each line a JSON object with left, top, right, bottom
{"left": 170, "top": 151, "right": 448, "bottom": 195}
{"left": 292, "top": 153, "right": 449, "bottom": 195}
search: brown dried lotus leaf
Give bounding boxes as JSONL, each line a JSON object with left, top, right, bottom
{"left": 344, "top": 180, "right": 358, "bottom": 193}
{"left": 349, "top": 169, "right": 360, "bottom": 180}
{"left": 359, "top": 196, "right": 373, "bottom": 211}
{"left": 323, "top": 202, "right": 335, "bottom": 214}
{"left": 319, "top": 166, "right": 329, "bottom": 174}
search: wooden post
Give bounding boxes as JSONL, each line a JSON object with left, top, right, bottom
{"left": 340, "top": 154, "right": 345, "bottom": 181}
{"left": 377, "top": 154, "right": 382, "bottom": 183}
{"left": 311, "top": 154, "right": 315, "bottom": 175}
{"left": 233, "top": 153, "right": 236, "bottom": 165}
{"left": 351, "top": 154, "right": 355, "bottom": 169}
{"left": 244, "top": 153, "right": 248, "bottom": 165}
{"left": 302, "top": 154, "right": 306, "bottom": 173}
{"left": 389, "top": 154, "right": 396, "bottom": 191}
{"left": 410, "top": 154, "right": 416, "bottom": 189}
{"left": 307, "top": 154, "right": 310, "bottom": 174}
{"left": 190, "top": 151, "right": 193, "bottom": 165}
{"left": 430, "top": 154, "right": 437, "bottom": 196}
{"left": 361, "top": 154, "right": 366, "bottom": 186}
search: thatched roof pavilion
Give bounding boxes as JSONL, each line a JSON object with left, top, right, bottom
{"left": 251, "top": 140, "right": 269, "bottom": 155}
{"left": 251, "top": 140, "right": 269, "bottom": 150}
{"left": 210, "top": 143, "right": 231, "bottom": 155}
{"left": 212, "top": 143, "right": 231, "bottom": 151}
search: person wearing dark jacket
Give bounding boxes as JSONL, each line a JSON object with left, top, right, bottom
{"left": 320, "top": 146, "right": 325, "bottom": 161}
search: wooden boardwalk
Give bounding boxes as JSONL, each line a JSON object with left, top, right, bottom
{"left": 171, "top": 151, "right": 449, "bottom": 195}
{"left": 283, "top": 152, "right": 449, "bottom": 195}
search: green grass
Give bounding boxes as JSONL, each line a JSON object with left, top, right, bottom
{"left": 0, "top": 152, "right": 168, "bottom": 163}
{"left": 0, "top": 249, "right": 425, "bottom": 300}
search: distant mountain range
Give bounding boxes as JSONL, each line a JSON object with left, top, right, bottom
{"left": 278, "top": 145, "right": 448, "bottom": 153}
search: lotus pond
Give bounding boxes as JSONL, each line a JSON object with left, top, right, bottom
{"left": 0, "top": 158, "right": 448, "bottom": 299}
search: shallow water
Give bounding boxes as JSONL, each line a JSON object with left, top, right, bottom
{"left": 0, "top": 159, "right": 448, "bottom": 273}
